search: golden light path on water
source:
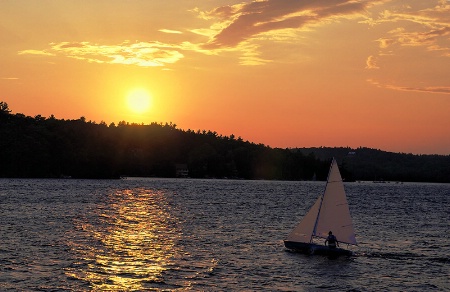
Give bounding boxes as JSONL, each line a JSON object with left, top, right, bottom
{"left": 66, "top": 188, "right": 184, "bottom": 291}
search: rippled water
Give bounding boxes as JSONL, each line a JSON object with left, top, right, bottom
{"left": 0, "top": 178, "right": 448, "bottom": 291}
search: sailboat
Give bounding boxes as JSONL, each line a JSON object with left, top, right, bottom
{"left": 284, "top": 158, "right": 357, "bottom": 256}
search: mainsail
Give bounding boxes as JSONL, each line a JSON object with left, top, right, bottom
{"left": 285, "top": 158, "right": 357, "bottom": 245}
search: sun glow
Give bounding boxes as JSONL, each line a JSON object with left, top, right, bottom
{"left": 126, "top": 89, "right": 152, "bottom": 114}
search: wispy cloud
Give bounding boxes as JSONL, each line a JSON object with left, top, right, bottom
{"left": 377, "top": 27, "right": 450, "bottom": 52}
{"left": 365, "top": 1, "right": 450, "bottom": 94}
{"left": 159, "top": 29, "right": 183, "bottom": 34}
{"left": 371, "top": 2, "right": 450, "bottom": 57}
{"left": 385, "top": 84, "right": 450, "bottom": 94}
{"left": 19, "top": 39, "right": 270, "bottom": 67}
{"left": 367, "top": 79, "right": 450, "bottom": 94}
{"left": 18, "top": 50, "right": 55, "bottom": 56}
{"left": 19, "top": 41, "right": 185, "bottom": 67}
{"left": 198, "top": 0, "right": 385, "bottom": 49}
{"left": 237, "top": 43, "right": 271, "bottom": 66}
{"left": 1, "top": 77, "right": 19, "bottom": 80}
{"left": 366, "top": 55, "right": 379, "bottom": 69}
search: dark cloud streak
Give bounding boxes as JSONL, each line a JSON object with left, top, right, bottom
{"left": 203, "top": 0, "right": 378, "bottom": 48}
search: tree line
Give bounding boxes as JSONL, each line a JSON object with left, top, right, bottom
{"left": 1, "top": 101, "right": 449, "bottom": 182}
{"left": 297, "top": 147, "right": 450, "bottom": 183}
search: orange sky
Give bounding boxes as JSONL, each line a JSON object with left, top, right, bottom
{"left": 1, "top": 0, "right": 449, "bottom": 154}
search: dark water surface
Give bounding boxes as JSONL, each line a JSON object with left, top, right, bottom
{"left": 1, "top": 178, "right": 449, "bottom": 291}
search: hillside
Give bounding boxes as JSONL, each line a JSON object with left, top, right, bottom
{"left": 1, "top": 102, "right": 449, "bottom": 182}
{"left": 298, "top": 147, "right": 450, "bottom": 183}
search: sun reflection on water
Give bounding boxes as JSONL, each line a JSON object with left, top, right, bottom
{"left": 66, "top": 189, "right": 182, "bottom": 291}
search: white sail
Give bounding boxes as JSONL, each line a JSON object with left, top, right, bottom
{"left": 285, "top": 158, "right": 357, "bottom": 246}
{"left": 313, "top": 158, "right": 357, "bottom": 245}
{"left": 285, "top": 197, "right": 321, "bottom": 243}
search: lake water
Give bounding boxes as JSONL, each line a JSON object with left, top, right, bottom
{"left": 0, "top": 178, "right": 448, "bottom": 291}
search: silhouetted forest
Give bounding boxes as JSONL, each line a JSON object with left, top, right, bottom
{"left": 1, "top": 101, "right": 449, "bottom": 182}
{"left": 298, "top": 147, "right": 450, "bottom": 183}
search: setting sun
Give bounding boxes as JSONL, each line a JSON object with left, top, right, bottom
{"left": 126, "top": 89, "right": 151, "bottom": 114}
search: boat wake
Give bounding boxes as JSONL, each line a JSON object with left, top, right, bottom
{"left": 355, "top": 251, "right": 449, "bottom": 264}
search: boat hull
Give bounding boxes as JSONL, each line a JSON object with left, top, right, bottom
{"left": 284, "top": 241, "right": 353, "bottom": 256}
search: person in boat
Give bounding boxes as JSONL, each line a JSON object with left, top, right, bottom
{"left": 324, "top": 231, "right": 339, "bottom": 248}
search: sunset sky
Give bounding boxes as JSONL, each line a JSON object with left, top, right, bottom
{"left": 1, "top": 0, "right": 449, "bottom": 154}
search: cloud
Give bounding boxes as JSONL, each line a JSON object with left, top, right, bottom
{"left": 159, "top": 29, "right": 183, "bottom": 34}
{"left": 19, "top": 41, "right": 184, "bottom": 67}
{"left": 365, "top": 55, "right": 379, "bottom": 69}
{"left": 383, "top": 27, "right": 450, "bottom": 48}
{"left": 18, "top": 50, "right": 55, "bottom": 56}
{"left": 237, "top": 43, "right": 272, "bottom": 66}
{"left": 386, "top": 84, "right": 450, "bottom": 95}
{"left": 1, "top": 77, "right": 19, "bottom": 80}
{"left": 19, "top": 38, "right": 272, "bottom": 67}
{"left": 367, "top": 79, "right": 450, "bottom": 95}
{"left": 370, "top": 2, "right": 450, "bottom": 56}
{"left": 199, "top": 0, "right": 384, "bottom": 49}
{"left": 365, "top": 0, "right": 449, "bottom": 95}
{"left": 17, "top": 1, "right": 448, "bottom": 69}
